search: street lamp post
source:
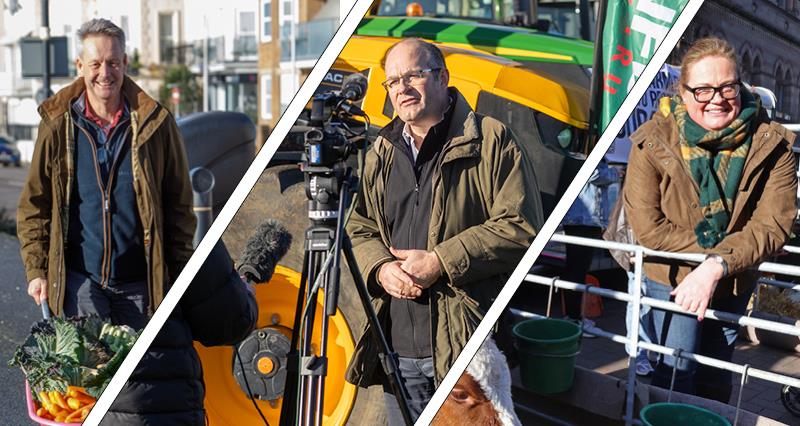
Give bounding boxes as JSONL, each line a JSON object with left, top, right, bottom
{"left": 38, "top": 0, "right": 53, "bottom": 103}
{"left": 203, "top": 14, "right": 209, "bottom": 112}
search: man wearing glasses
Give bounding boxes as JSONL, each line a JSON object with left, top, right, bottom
{"left": 18, "top": 19, "right": 195, "bottom": 329}
{"left": 344, "top": 38, "right": 542, "bottom": 424}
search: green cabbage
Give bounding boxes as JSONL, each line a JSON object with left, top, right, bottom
{"left": 8, "top": 315, "right": 138, "bottom": 398}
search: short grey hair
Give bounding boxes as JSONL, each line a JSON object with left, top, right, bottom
{"left": 383, "top": 38, "right": 447, "bottom": 72}
{"left": 76, "top": 18, "right": 126, "bottom": 55}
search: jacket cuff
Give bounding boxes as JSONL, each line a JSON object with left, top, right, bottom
{"left": 352, "top": 239, "right": 393, "bottom": 295}
{"left": 434, "top": 237, "right": 471, "bottom": 286}
{"left": 715, "top": 250, "right": 742, "bottom": 276}
{"left": 26, "top": 268, "right": 47, "bottom": 283}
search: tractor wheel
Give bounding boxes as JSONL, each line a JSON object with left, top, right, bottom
{"left": 199, "top": 163, "right": 386, "bottom": 425}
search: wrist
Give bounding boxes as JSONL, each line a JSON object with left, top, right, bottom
{"left": 704, "top": 254, "right": 727, "bottom": 280}
{"left": 428, "top": 251, "right": 443, "bottom": 278}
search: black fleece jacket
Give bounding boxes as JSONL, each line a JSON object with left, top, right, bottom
{"left": 101, "top": 241, "right": 257, "bottom": 425}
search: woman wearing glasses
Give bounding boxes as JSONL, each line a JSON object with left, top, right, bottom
{"left": 623, "top": 37, "right": 797, "bottom": 402}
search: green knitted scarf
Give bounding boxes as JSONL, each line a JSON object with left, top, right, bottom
{"left": 672, "top": 88, "right": 759, "bottom": 248}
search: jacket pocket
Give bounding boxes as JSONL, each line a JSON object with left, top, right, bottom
{"left": 457, "top": 291, "right": 484, "bottom": 343}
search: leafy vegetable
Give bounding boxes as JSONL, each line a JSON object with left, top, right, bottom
{"left": 9, "top": 315, "right": 138, "bottom": 398}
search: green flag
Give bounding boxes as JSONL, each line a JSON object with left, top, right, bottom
{"left": 598, "top": 0, "right": 688, "bottom": 132}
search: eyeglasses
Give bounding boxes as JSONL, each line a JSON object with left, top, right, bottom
{"left": 683, "top": 81, "right": 741, "bottom": 103}
{"left": 381, "top": 68, "right": 441, "bottom": 91}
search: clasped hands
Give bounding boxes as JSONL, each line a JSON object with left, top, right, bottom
{"left": 377, "top": 247, "right": 442, "bottom": 299}
{"left": 670, "top": 258, "right": 725, "bottom": 321}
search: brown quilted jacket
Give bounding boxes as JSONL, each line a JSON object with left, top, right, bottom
{"left": 623, "top": 112, "right": 797, "bottom": 297}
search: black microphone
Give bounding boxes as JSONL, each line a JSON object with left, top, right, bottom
{"left": 341, "top": 73, "right": 368, "bottom": 102}
{"left": 237, "top": 219, "right": 292, "bottom": 283}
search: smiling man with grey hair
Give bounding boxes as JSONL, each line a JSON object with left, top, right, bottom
{"left": 344, "top": 37, "right": 543, "bottom": 424}
{"left": 18, "top": 18, "right": 195, "bottom": 330}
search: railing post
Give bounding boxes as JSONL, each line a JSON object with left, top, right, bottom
{"left": 624, "top": 249, "right": 644, "bottom": 426}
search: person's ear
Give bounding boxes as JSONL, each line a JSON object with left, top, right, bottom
{"left": 76, "top": 56, "right": 84, "bottom": 77}
{"left": 439, "top": 67, "right": 450, "bottom": 87}
{"left": 679, "top": 87, "right": 693, "bottom": 105}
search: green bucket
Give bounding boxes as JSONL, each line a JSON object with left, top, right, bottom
{"left": 640, "top": 403, "right": 731, "bottom": 426}
{"left": 512, "top": 318, "right": 581, "bottom": 394}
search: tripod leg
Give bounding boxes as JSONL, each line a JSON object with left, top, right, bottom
{"left": 341, "top": 235, "right": 415, "bottom": 426}
{"left": 279, "top": 253, "right": 311, "bottom": 426}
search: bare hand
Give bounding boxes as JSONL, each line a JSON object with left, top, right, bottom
{"left": 27, "top": 277, "right": 48, "bottom": 306}
{"left": 670, "top": 259, "right": 724, "bottom": 321}
{"left": 390, "top": 248, "right": 442, "bottom": 289}
{"left": 378, "top": 260, "right": 422, "bottom": 299}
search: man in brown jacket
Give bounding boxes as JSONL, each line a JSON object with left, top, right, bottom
{"left": 344, "top": 38, "right": 542, "bottom": 424}
{"left": 17, "top": 19, "right": 195, "bottom": 329}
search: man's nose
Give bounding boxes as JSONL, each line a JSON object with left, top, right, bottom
{"left": 98, "top": 62, "right": 111, "bottom": 76}
{"left": 396, "top": 78, "right": 413, "bottom": 93}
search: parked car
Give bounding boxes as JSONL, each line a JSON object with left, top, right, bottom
{"left": 0, "top": 137, "right": 21, "bottom": 167}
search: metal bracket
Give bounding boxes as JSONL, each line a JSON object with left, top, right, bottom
{"left": 667, "top": 348, "right": 684, "bottom": 403}
{"left": 300, "top": 355, "right": 328, "bottom": 377}
{"left": 733, "top": 364, "right": 750, "bottom": 426}
{"left": 546, "top": 275, "right": 559, "bottom": 318}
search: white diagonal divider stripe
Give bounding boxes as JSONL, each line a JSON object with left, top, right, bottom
{"left": 83, "top": 0, "right": 375, "bottom": 423}
{"left": 414, "top": 0, "right": 705, "bottom": 424}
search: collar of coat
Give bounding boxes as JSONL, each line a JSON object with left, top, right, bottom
{"left": 37, "top": 76, "right": 168, "bottom": 146}
{"left": 373, "top": 88, "right": 483, "bottom": 162}
{"left": 632, "top": 110, "right": 795, "bottom": 184}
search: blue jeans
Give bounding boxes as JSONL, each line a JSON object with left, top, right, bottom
{"left": 625, "top": 270, "right": 657, "bottom": 356}
{"left": 383, "top": 356, "right": 435, "bottom": 426}
{"left": 63, "top": 269, "right": 149, "bottom": 330}
{"left": 646, "top": 275, "right": 752, "bottom": 402}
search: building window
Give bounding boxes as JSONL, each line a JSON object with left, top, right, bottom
{"left": 236, "top": 11, "right": 257, "bottom": 57}
{"left": 261, "top": 74, "right": 272, "bottom": 120}
{"left": 279, "top": 0, "right": 295, "bottom": 33}
{"left": 159, "top": 12, "right": 175, "bottom": 63}
{"left": 120, "top": 16, "right": 129, "bottom": 39}
{"left": 261, "top": 0, "right": 272, "bottom": 43}
{"left": 280, "top": 72, "right": 297, "bottom": 113}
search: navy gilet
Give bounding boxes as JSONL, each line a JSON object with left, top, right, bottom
{"left": 66, "top": 95, "right": 146, "bottom": 286}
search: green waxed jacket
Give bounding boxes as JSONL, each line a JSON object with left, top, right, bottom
{"left": 344, "top": 90, "right": 543, "bottom": 387}
{"left": 17, "top": 76, "right": 196, "bottom": 317}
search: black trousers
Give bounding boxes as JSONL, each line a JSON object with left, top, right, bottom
{"left": 63, "top": 269, "right": 149, "bottom": 330}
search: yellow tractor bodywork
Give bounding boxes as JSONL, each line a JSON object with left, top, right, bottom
{"left": 333, "top": 35, "right": 589, "bottom": 129}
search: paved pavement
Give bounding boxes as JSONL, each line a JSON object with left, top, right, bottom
{"left": 577, "top": 298, "right": 800, "bottom": 425}
{"left": 510, "top": 274, "right": 800, "bottom": 425}
{"left": 0, "top": 233, "right": 43, "bottom": 425}
{"left": 0, "top": 164, "right": 41, "bottom": 424}
{"left": 0, "top": 164, "right": 27, "bottom": 211}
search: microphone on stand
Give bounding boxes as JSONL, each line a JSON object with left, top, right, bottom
{"left": 237, "top": 219, "right": 293, "bottom": 284}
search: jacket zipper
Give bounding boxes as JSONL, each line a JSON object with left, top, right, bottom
{"left": 75, "top": 118, "right": 130, "bottom": 288}
{"left": 102, "top": 125, "right": 132, "bottom": 287}
{"left": 406, "top": 151, "right": 424, "bottom": 358}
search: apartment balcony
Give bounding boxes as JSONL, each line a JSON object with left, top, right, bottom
{"left": 280, "top": 18, "right": 339, "bottom": 63}
{"left": 233, "top": 35, "right": 257, "bottom": 59}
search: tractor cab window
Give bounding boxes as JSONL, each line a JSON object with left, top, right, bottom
{"left": 476, "top": 90, "right": 585, "bottom": 216}
{"left": 376, "top": 0, "right": 495, "bottom": 20}
{"left": 475, "top": 90, "right": 580, "bottom": 153}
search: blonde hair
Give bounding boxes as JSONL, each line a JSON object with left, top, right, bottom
{"left": 679, "top": 37, "right": 739, "bottom": 88}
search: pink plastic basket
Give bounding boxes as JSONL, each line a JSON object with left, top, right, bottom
{"left": 25, "top": 381, "right": 83, "bottom": 426}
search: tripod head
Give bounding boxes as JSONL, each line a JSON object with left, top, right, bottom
{"left": 301, "top": 73, "right": 369, "bottom": 225}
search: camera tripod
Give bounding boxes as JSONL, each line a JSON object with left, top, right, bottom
{"left": 278, "top": 166, "right": 414, "bottom": 426}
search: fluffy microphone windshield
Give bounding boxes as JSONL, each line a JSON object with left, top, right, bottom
{"left": 238, "top": 219, "right": 292, "bottom": 283}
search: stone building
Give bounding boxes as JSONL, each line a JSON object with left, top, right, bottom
{"left": 672, "top": 0, "right": 800, "bottom": 122}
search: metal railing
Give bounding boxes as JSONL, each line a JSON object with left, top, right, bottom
{"left": 518, "top": 234, "right": 800, "bottom": 426}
